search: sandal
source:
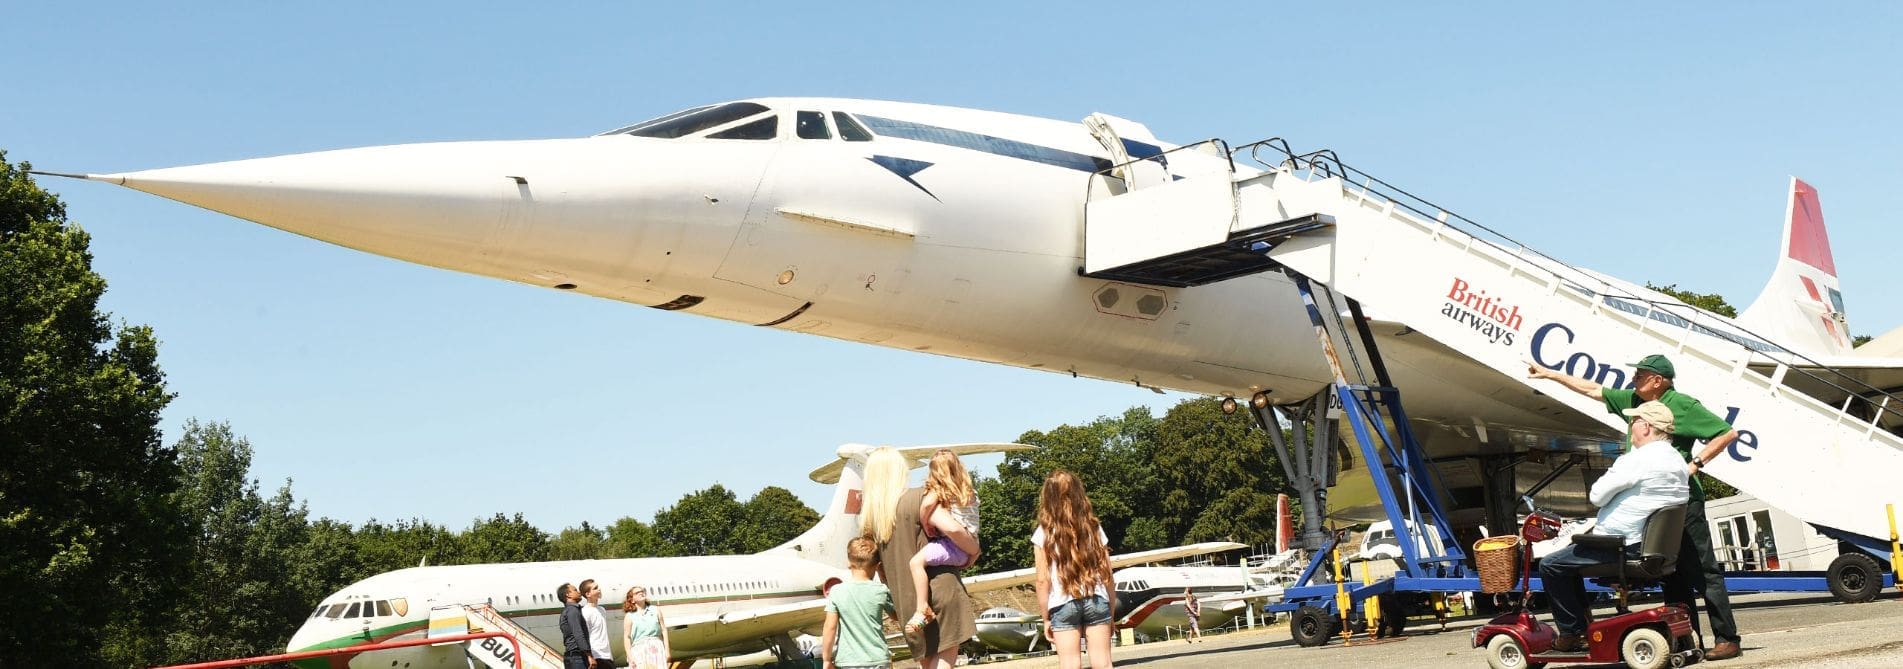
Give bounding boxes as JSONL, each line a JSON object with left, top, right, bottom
{"left": 904, "top": 611, "right": 929, "bottom": 634}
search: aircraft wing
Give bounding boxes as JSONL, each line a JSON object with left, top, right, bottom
{"left": 1200, "top": 587, "right": 1284, "bottom": 606}
{"left": 667, "top": 599, "right": 832, "bottom": 651}
{"left": 963, "top": 541, "right": 1246, "bottom": 594}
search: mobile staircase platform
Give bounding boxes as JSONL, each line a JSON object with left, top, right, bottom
{"left": 1078, "top": 123, "right": 1902, "bottom": 644}
{"left": 429, "top": 603, "right": 565, "bottom": 669}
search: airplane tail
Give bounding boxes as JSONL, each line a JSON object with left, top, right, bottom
{"left": 771, "top": 442, "right": 1034, "bottom": 567}
{"left": 1735, "top": 177, "right": 1853, "bottom": 357}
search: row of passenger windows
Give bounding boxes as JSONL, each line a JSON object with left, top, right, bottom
{"left": 603, "top": 103, "right": 874, "bottom": 143}
{"left": 308, "top": 579, "right": 794, "bottom": 622}
{"left": 311, "top": 598, "right": 405, "bottom": 620}
{"left": 486, "top": 580, "right": 788, "bottom": 607}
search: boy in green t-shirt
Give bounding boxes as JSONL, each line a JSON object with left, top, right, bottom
{"left": 823, "top": 536, "right": 899, "bottom": 669}
{"left": 1527, "top": 353, "right": 1744, "bottom": 660}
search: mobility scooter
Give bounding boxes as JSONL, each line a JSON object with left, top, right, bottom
{"left": 1472, "top": 499, "right": 1702, "bottom": 669}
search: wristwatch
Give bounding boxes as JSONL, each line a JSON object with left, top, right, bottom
{"left": 1691, "top": 455, "right": 1707, "bottom": 467}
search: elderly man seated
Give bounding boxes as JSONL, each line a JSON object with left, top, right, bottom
{"left": 1538, "top": 401, "right": 1690, "bottom": 652}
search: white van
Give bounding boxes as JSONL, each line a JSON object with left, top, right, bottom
{"left": 1357, "top": 520, "right": 1448, "bottom": 561}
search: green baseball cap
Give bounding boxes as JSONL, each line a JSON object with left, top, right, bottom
{"left": 1631, "top": 354, "right": 1675, "bottom": 379}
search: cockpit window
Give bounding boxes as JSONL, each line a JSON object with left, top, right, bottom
{"left": 344, "top": 602, "right": 361, "bottom": 618}
{"left": 833, "top": 112, "right": 873, "bottom": 142}
{"left": 325, "top": 603, "right": 347, "bottom": 618}
{"left": 376, "top": 600, "right": 393, "bottom": 617}
{"left": 796, "top": 111, "right": 830, "bottom": 140}
{"left": 597, "top": 105, "right": 712, "bottom": 136}
{"left": 611, "top": 102, "right": 771, "bottom": 139}
{"left": 709, "top": 116, "right": 777, "bottom": 140}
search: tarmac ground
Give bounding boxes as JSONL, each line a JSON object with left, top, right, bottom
{"left": 969, "top": 592, "right": 1903, "bottom": 668}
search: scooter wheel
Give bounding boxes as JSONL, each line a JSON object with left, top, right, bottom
{"left": 1621, "top": 627, "right": 1670, "bottom": 669}
{"left": 1485, "top": 634, "right": 1543, "bottom": 669}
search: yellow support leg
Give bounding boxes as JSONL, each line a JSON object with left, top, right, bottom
{"left": 1333, "top": 544, "right": 1353, "bottom": 645}
{"left": 1888, "top": 504, "right": 1900, "bottom": 594}
{"left": 1362, "top": 564, "right": 1382, "bottom": 638}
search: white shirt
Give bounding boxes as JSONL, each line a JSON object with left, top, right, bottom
{"left": 1031, "top": 525, "right": 1111, "bottom": 610}
{"left": 1588, "top": 438, "right": 1691, "bottom": 546}
{"left": 582, "top": 601, "right": 612, "bottom": 660}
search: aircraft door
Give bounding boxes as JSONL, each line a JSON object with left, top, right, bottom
{"left": 1084, "top": 112, "right": 1169, "bottom": 191}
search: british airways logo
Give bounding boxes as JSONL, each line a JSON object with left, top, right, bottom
{"left": 1529, "top": 321, "right": 1761, "bottom": 463}
{"left": 1442, "top": 278, "right": 1524, "bottom": 346}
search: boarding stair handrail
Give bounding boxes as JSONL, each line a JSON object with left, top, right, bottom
{"left": 1084, "top": 138, "right": 1236, "bottom": 201}
{"left": 1233, "top": 138, "right": 1903, "bottom": 436}
{"left": 461, "top": 603, "right": 565, "bottom": 669}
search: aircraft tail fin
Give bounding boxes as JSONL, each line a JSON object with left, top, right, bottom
{"left": 774, "top": 442, "right": 1033, "bottom": 567}
{"left": 1736, "top": 177, "right": 1853, "bottom": 356}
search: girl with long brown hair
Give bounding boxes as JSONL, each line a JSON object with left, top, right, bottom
{"left": 1033, "top": 469, "right": 1115, "bottom": 669}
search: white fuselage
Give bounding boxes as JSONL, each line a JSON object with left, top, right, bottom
{"left": 287, "top": 552, "right": 841, "bottom": 668}
{"left": 102, "top": 97, "right": 1610, "bottom": 447}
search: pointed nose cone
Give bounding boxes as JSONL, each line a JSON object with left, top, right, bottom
{"left": 101, "top": 141, "right": 552, "bottom": 269}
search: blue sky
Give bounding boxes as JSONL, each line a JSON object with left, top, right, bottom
{"left": 5, "top": 3, "right": 1899, "bottom": 533}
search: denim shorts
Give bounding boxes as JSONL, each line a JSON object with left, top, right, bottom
{"left": 1047, "top": 595, "right": 1112, "bottom": 631}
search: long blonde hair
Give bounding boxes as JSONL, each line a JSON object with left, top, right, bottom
{"left": 922, "top": 449, "right": 975, "bottom": 508}
{"left": 1037, "top": 469, "right": 1111, "bottom": 600}
{"left": 859, "top": 447, "right": 909, "bottom": 544}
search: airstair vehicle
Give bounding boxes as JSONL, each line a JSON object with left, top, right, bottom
{"left": 429, "top": 603, "right": 565, "bottom": 669}
{"left": 1080, "top": 125, "right": 1901, "bottom": 646}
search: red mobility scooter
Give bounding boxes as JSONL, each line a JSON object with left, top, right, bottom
{"left": 1472, "top": 500, "right": 1702, "bottom": 669}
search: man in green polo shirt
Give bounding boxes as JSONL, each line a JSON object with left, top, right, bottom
{"left": 1528, "top": 354, "right": 1743, "bottom": 661}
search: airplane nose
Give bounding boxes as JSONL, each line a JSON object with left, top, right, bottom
{"left": 92, "top": 141, "right": 551, "bottom": 271}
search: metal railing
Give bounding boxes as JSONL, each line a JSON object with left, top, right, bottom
{"left": 151, "top": 631, "right": 523, "bottom": 669}
{"left": 1083, "top": 138, "right": 1235, "bottom": 203}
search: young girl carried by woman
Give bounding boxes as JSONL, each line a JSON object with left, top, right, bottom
{"left": 906, "top": 449, "right": 981, "bottom": 631}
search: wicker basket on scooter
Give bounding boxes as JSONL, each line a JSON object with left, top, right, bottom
{"left": 1473, "top": 535, "right": 1522, "bottom": 593}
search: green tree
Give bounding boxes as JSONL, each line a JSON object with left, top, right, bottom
{"left": 976, "top": 407, "right": 1162, "bottom": 572}
{"left": 549, "top": 522, "right": 607, "bottom": 561}
{"left": 354, "top": 518, "right": 460, "bottom": 572}
{"left": 460, "top": 513, "right": 550, "bottom": 563}
{"left": 604, "top": 517, "right": 676, "bottom": 558}
{"left": 162, "top": 420, "right": 316, "bottom": 664}
{"left": 653, "top": 485, "right": 747, "bottom": 556}
{"left": 1, "top": 154, "right": 187, "bottom": 666}
{"left": 735, "top": 486, "right": 821, "bottom": 553}
{"left": 1647, "top": 282, "right": 1737, "bottom": 318}
{"left": 1154, "top": 398, "right": 1289, "bottom": 547}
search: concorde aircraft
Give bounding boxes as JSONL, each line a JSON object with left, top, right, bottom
{"left": 40, "top": 97, "right": 1903, "bottom": 549}
{"left": 283, "top": 442, "right": 1244, "bottom": 668}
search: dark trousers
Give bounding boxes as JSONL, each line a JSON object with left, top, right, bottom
{"left": 1662, "top": 497, "right": 1739, "bottom": 643}
{"left": 564, "top": 654, "right": 592, "bottom": 669}
{"left": 1538, "top": 541, "right": 1638, "bottom": 635}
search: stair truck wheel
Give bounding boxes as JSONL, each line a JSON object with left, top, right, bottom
{"left": 1485, "top": 634, "right": 1543, "bottom": 669}
{"left": 1620, "top": 627, "right": 1670, "bottom": 669}
{"left": 1827, "top": 552, "right": 1883, "bottom": 603}
{"left": 1290, "top": 605, "right": 1338, "bottom": 647}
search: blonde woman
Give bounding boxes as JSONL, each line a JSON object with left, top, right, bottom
{"left": 861, "top": 447, "right": 976, "bottom": 669}
{"left": 621, "top": 585, "right": 670, "bottom": 669}
{"left": 1034, "top": 469, "right": 1115, "bottom": 669}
